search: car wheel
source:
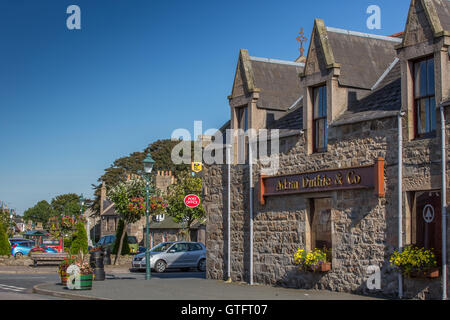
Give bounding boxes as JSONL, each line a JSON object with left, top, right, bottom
{"left": 197, "top": 259, "right": 206, "bottom": 272}
{"left": 154, "top": 260, "right": 167, "bottom": 273}
{"left": 14, "top": 252, "right": 23, "bottom": 258}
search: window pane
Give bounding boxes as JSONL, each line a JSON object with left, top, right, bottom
{"left": 416, "top": 99, "right": 427, "bottom": 135}
{"left": 427, "top": 59, "right": 435, "bottom": 96}
{"left": 419, "top": 61, "right": 427, "bottom": 98}
{"left": 321, "top": 86, "right": 327, "bottom": 117}
{"left": 244, "top": 107, "right": 248, "bottom": 131}
{"left": 313, "top": 88, "right": 320, "bottom": 118}
{"left": 315, "top": 119, "right": 325, "bottom": 150}
{"left": 429, "top": 97, "right": 436, "bottom": 132}
{"left": 414, "top": 62, "right": 421, "bottom": 98}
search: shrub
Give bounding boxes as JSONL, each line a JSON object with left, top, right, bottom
{"left": 390, "top": 245, "right": 437, "bottom": 276}
{"left": 294, "top": 248, "right": 331, "bottom": 271}
{"left": 0, "top": 222, "right": 11, "bottom": 256}
{"left": 70, "top": 221, "right": 89, "bottom": 255}
{"left": 112, "top": 220, "right": 130, "bottom": 255}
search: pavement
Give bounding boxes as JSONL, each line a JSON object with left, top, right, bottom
{"left": 0, "top": 265, "right": 381, "bottom": 300}
{"left": 31, "top": 270, "right": 381, "bottom": 300}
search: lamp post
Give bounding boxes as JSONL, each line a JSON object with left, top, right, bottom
{"left": 142, "top": 152, "right": 155, "bottom": 280}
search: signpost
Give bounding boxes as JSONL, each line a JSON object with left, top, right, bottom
{"left": 184, "top": 194, "right": 200, "bottom": 208}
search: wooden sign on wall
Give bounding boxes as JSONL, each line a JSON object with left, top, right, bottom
{"left": 259, "top": 158, "right": 385, "bottom": 205}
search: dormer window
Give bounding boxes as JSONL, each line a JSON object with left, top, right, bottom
{"left": 313, "top": 85, "right": 327, "bottom": 152}
{"left": 414, "top": 57, "right": 436, "bottom": 137}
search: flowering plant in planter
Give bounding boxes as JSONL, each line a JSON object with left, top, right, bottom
{"left": 294, "top": 248, "right": 331, "bottom": 272}
{"left": 27, "top": 246, "right": 46, "bottom": 256}
{"left": 58, "top": 256, "right": 76, "bottom": 275}
{"left": 390, "top": 245, "right": 438, "bottom": 278}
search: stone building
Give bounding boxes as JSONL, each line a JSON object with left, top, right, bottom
{"left": 98, "top": 170, "right": 205, "bottom": 246}
{"left": 203, "top": 0, "right": 450, "bottom": 300}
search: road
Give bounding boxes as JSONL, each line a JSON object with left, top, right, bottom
{"left": 0, "top": 269, "right": 204, "bottom": 300}
{"left": 0, "top": 273, "right": 66, "bottom": 300}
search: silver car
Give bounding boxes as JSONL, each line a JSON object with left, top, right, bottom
{"left": 132, "top": 241, "right": 206, "bottom": 273}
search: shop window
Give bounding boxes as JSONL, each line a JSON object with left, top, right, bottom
{"left": 308, "top": 198, "right": 332, "bottom": 251}
{"left": 414, "top": 57, "right": 436, "bottom": 138}
{"left": 313, "top": 85, "right": 327, "bottom": 152}
{"left": 411, "top": 191, "right": 442, "bottom": 259}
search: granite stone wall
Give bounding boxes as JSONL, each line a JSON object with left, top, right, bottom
{"left": 204, "top": 113, "right": 450, "bottom": 300}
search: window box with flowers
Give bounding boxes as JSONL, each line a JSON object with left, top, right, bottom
{"left": 390, "top": 246, "right": 439, "bottom": 279}
{"left": 294, "top": 248, "right": 332, "bottom": 273}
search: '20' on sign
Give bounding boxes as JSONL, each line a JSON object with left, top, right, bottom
{"left": 184, "top": 195, "right": 200, "bottom": 208}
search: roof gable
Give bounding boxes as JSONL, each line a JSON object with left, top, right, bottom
{"left": 231, "top": 49, "right": 255, "bottom": 98}
{"left": 304, "top": 19, "right": 337, "bottom": 76}
{"left": 402, "top": 0, "right": 446, "bottom": 47}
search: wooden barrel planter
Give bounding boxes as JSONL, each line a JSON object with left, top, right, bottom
{"left": 78, "top": 274, "right": 93, "bottom": 290}
{"left": 65, "top": 274, "right": 94, "bottom": 290}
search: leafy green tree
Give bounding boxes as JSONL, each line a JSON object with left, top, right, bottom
{"left": 166, "top": 171, "right": 205, "bottom": 241}
{"left": 70, "top": 221, "right": 89, "bottom": 255}
{"left": 108, "top": 177, "right": 148, "bottom": 265}
{"left": 51, "top": 194, "right": 82, "bottom": 219}
{"left": 112, "top": 220, "right": 130, "bottom": 255}
{"left": 90, "top": 139, "right": 193, "bottom": 215}
{"left": 0, "top": 223, "right": 11, "bottom": 256}
{"left": 23, "top": 200, "right": 54, "bottom": 226}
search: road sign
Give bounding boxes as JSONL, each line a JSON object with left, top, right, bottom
{"left": 184, "top": 194, "right": 200, "bottom": 208}
{"left": 423, "top": 204, "right": 435, "bottom": 223}
{"left": 192, "top": 162, "right": 203, "bottom": 173}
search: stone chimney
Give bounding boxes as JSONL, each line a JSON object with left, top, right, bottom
{"left": 100, "top": 181, "right": 106, "bottom": 215}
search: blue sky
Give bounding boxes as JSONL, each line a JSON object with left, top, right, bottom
{"left": 0, "top": 0, "right": 411, "bottom": 214}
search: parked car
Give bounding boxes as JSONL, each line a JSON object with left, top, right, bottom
{"left": 10, "top": 240, "right": 57, "bottom": 257}
{"left": 131, "top": 241, "right": 206, "bottom": 273}
{"left": 95, "top": 235, "right": 140, "bottom": 253}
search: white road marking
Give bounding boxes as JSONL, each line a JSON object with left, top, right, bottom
{"left": 0, "top": 284, "right": 26, "bottom": 292}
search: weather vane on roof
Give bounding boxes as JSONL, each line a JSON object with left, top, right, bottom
{"left": 296, "top": 28, "right": 308, "bottom": 57}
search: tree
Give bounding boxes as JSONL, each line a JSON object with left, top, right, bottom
{"left": 51, "top": 194, "right": 82, "bottom": 219}
{"left": 70, "top": 221, "right": 89, "bottom": 255}
{"left": 166, "top": 171, "right": 205, "bottom": 241}
{"left": 0, "top": 223, "right": 11, "bottom": 256}
{"left": 108, "top": 177, "right": 148, "bottom": 265}
{"left": 112, "top": 220, "right": 130, "bottom": 255}
{"left": 23, "top": 200, "right": 54, "bottom": 226}
{"left": 90, "top": 139, "right": 193, "bottom": 215}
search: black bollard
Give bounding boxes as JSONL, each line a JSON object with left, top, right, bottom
{"left": 90, "top": 250, "right": 106, "bottom": 281}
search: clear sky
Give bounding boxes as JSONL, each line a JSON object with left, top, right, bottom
{"left": 0, "top": 0, "right": 411, "bottom": 214}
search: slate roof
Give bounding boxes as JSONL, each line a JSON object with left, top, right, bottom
{"left": 250, "top": 57, "right": 304, "bottom": 111}
{"left": 332, "top": 59, "right": 402, "bottom": 126}
{"left": 102, "top": 199, "right": 119, "bottom": 217}
{"left": 434, "top": 0, "right": 450, "bottom": 31}
{"left": 149, "top": 217, "right": 181, "bottom": 229}
{"left": 326, "top": 28, "right": 401, "bottom": 90}
{"left": 267, "top": 102, "right": 304, "bottom": 131}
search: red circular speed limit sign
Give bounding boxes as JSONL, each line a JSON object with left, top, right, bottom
{"left": 184, "top": 194, "right": 200, "bottom": 208}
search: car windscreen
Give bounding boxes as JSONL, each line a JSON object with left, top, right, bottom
{"left": 150, "top": 242, "right": 173, "bottom": 252}
{"left": 127, "top": 236, "right": 137, "bottom": 244}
